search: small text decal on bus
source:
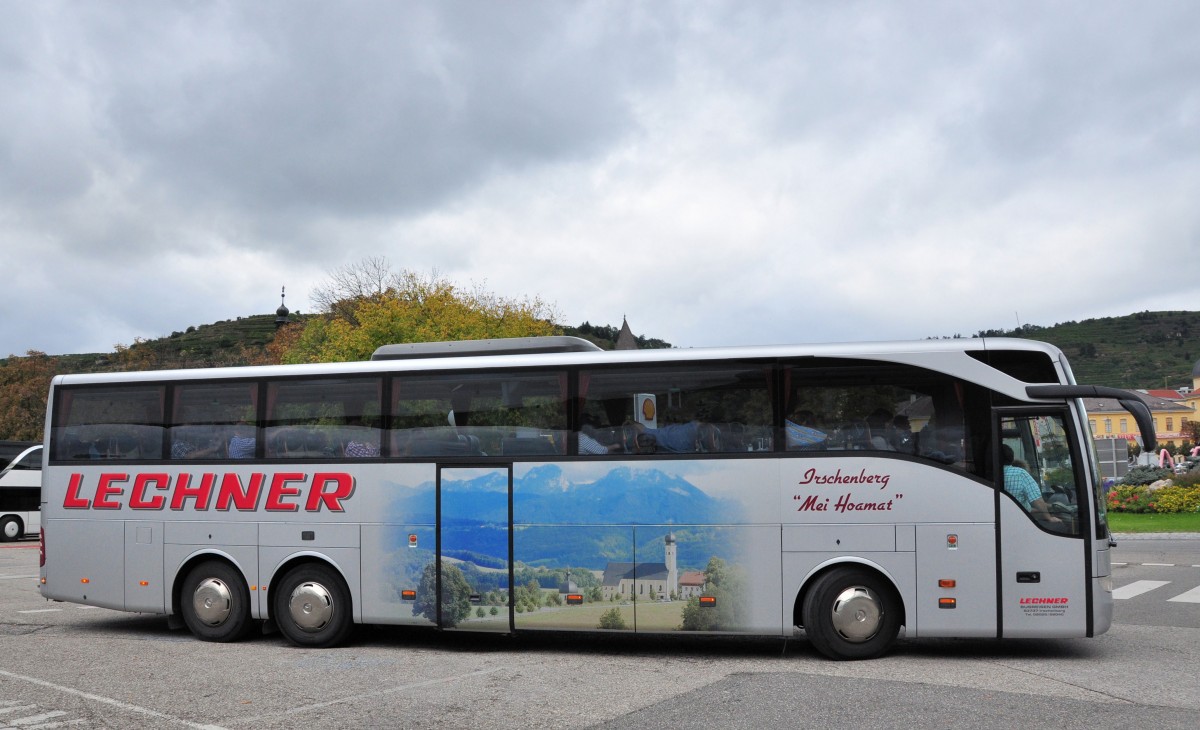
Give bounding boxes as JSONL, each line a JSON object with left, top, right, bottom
{"left": 62, "top": 472, "right": 356, "bottom": 512}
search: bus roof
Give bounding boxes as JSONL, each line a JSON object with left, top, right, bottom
{"left": 47, "top": 337, "right": 1067, "bottom": 390}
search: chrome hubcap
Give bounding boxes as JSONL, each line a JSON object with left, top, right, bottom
{"left": 830, "top": 585, "right": 883, "bottom": 642}
{"left": 288, "top": 581, "right": 334, "bottom": 632}
{"left": 192, "top": 578, "right": 233, "bottom": 626}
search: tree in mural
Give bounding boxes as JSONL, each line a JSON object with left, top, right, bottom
{"left": 680, "top": 556, "right": 747, "bottom": 632}
{"left": 413, "top": 562, "right": 473, "bottom": 627}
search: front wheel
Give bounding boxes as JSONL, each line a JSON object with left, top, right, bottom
{"left": 272, "top": 563, "right": 354, "bottom": 648}
{"left": 0, "top": 516, "right": 22, "bottom": 542}
{"left": 180, "top": 561, "right": 252, "bottom": 642}
{"left": 802, "top": 567, "right": 901, "bottom": 660}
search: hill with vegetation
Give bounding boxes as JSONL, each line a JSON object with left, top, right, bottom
{"left": 976, "top": 310, "right": 1200, "bottom": 389}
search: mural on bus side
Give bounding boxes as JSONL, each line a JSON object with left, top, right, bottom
{"left": 370, "top": 462, "right": 770, "bottom": 633}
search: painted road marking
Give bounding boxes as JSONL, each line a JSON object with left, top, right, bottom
{"left": 0, "top": 700, "right": 84, "bottom": 729}
{"left": 0, "top": 671, "right": 226, "bottom": 730}
{"left": 1168, "top": 585, "right": 1200, "bottom": 603}
{"left": 1113, "top": 580, "right": 1170, "bottom": 599}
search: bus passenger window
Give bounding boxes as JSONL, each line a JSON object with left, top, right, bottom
{"left": 391, "top": 371, "right": 567, "bottom": 457}
{"left": 266, "top": 377, "right": 382, "bottom": 459}
{"left": 171, "top": 382, "right": 258, "bottom": 460}
{"left": 577, "top": 364, "right": 770, "bottom": 455}
{"left": 52, "top": 385, "right": 165, "bottom": 461}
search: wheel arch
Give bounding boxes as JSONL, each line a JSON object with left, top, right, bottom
{"left": 792, "top": 557, "right": 908, "bottom": 630}
{"left": 170, "top": 549, "right": 251, "bottom": 617}
{"left": 265, "top": 552, "right": 353, "bottom": 623}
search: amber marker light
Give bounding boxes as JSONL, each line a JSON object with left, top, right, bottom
{"left": 699, "top": 595, "right": 716, "bottom": 607}
{"left": 80, "top": 578, "right": 90, "bottom": 584}
{"left": 939, "top": 598, "right": 957, "bottom": 609}
{"left": 566, "top": 594, "right": 583, "bottom": 605}
{"left": 938, "top": 579, "right": 957, "bottom": 588}
{"left": 401, "top": 590, "right": 417, "bottom": 601}
{"left": 139, "top": 581, "right": 149, "bottom": 587}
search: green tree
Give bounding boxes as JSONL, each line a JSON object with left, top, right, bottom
{"left": 285, "top": 261, "right": 560, "bottom": 363}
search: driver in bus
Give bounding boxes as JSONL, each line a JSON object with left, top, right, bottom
{"left": 1001, "top": 444, "right": 1062, "bottom": 526}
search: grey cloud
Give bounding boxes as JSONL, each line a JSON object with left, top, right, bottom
{"left": 90, "top": 2, "right": 675, "bottom": 221}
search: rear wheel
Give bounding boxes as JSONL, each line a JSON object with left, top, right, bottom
{"left": 180, "top": 561, "right": 252, "bottom": 642}
{"left": 272, "top": 563, "right": 354, "bottom": 648}
{"left": 802, "top": 567, "right": 900, "bottom": 660}
{"left": 0, "top": 516, "right": 22, "bottom": 542}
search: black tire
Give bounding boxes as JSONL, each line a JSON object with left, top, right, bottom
{"left": 180, "top": 561, "right": 253, "bottom": 642}
{"left": 802, "top": 567, "right": 901, "bottom": 660}
{"left": 272, "top": 563, "right": 354, "bottom": 648}
{"left": 0, "top": 516, "right": 21, "bottom": 542}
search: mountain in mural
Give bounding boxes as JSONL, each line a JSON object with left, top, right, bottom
{"left": 384, "top": 464, "right": 737, "bottom": 527}
{"left": 514, "top": 464, "right": 738, "bottom": 525}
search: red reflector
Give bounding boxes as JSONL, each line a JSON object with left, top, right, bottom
{"left": 699, "top": 595, "right": 716, "bottom": 607}
{"left": 408, "top": 534, "right": 418, "bottom": 548}
{"left": 566, "top": 594, "right": 583, "bottom": 605}
{"left": 939, "top": 597, "right": 957, "bottom": 609}
{"left": 938, "top": 579, "right": 956, "bottom": 588}
{"left": 401, "top": 590, "right": 416, "bottom": 601}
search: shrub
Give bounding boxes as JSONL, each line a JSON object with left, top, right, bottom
{"left": 1149, "top": 485, "right": 1200, "bottom": 513}
{"left": 1120, "top": 466, "right": 1171, "bottom": 486}
{"left": 1107, "top": 485, "right": 1154, "bottom": 513}
{"left": 598, "top": 607, "right": 627, "bottom": 630}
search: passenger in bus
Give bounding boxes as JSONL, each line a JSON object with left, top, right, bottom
{"left": 344, "top": 435, "right": 380, "bottom": 457}
{"left": 633, "top": 420, "right": 719, "bottom": 453}
{"left": 171, "top": 435, "right": 222, "bottom": 459}
{"left": 1001, "top": 444, "right": 1062, "bottom": 526}
{"left": 886, "top": 415, "right": 915, "bottom": 453}
{"left": 341, "top": 418, "right": 380, "bottom": 457}
{"left": 785, "top": 409, "right": 827, "bottom": 449}
{"left": 227, "top": 421, "right": 256, "bottom": 459}
{"left": 866, "top": 409, "right": 895, "bottom": 450}
{"left": 577, "top": 419, "right": 621, "bottom": 455}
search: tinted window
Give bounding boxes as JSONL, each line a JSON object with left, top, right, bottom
{"left": 266, "top": 378, "right": 382, "bottom": 459}
{"left": 53, "top": 386, "right": 166, "bottom": 460}
{"left": 784, "top": 360, "right": 990, "bottom": 477}
{"left": 170, "top": 382, "right": 258, "bottom": 460}
{"left": 391, "top": 370, "right": 567, "bottom": 457}
{"left": 578, "top": 363, "right": 771, "bottom": 455}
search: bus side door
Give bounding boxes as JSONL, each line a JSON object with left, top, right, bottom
{"left": 996, "top": 411, "right": 1090, "bottom": 638}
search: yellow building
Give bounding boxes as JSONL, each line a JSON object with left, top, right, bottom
{"left": 1084, "top": 391, "right": 1193, "bottom": 450}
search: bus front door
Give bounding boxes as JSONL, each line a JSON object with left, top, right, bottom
{"left": 996, "top": 412, "right": 1090, "bottom": 638}
{"left": 438, "top": 465, "right": 512, "bottom": 632}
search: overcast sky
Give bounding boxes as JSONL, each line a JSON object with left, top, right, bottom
{"left": 2, "top": 1, "right": 1197, "bottom": 357}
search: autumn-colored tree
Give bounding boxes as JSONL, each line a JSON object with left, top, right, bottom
{"left": 0, "top": 351, "right": 60, "bottom": 441}
{"left": 250, "top": 322, "right": 306, "bottom": 366}
{"left": 285, "top": 263, "right": 560, "bottom": 363}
